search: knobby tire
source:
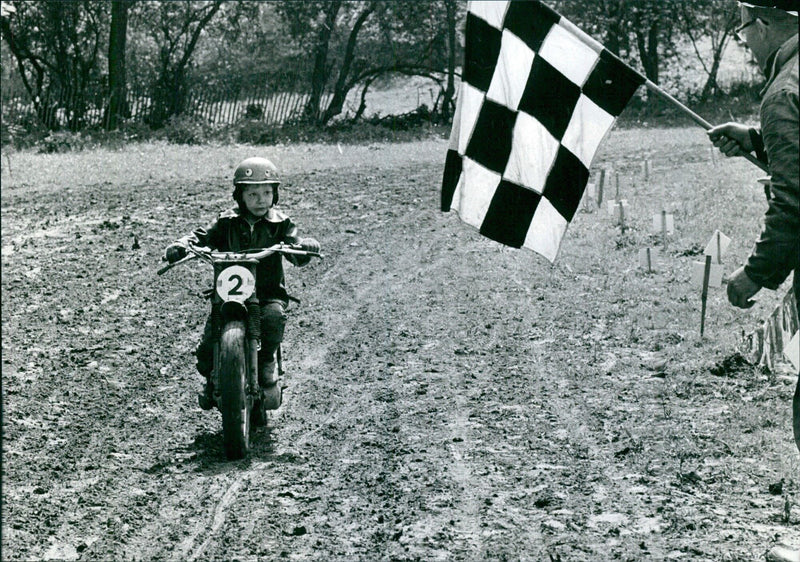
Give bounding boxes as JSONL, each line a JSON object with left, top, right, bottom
{"left": 218, "top": 321, "right": 249, "bottom": 460}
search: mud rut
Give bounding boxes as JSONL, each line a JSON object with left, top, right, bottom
{"left": 2, "top": 141, "right": 798, "bottom": 561}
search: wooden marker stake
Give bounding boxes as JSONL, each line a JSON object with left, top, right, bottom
{"left": 716, "top": 231, "right": 722, "bottom": 264}
{"left": 617, "top": 200, "right": 625, "bottom": 232}
{"left": 615, "top": 172, "right": 620, "bottom": 201}
{"left": 661, "top": 210, "right": 668, "bottom": 250}
{"left": 647, "top": 248, "right": 652, "bottom": 272}
{"left": 700, "top": 254, "right": 712, "bottom": 337}
{"left": 597, "top": 169, "right": 606, "bottom": 207}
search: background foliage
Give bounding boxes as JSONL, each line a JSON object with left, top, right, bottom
{"left": 1, "top": 0, "right": 764, "bottom": 150}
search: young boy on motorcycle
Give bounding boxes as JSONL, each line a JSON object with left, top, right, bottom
{"left": 164, "top": 156, "right": 320, "bottom": 410}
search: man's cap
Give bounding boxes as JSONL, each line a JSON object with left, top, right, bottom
{"left": 740, "top": 0, "right": 799, "bottom": 14}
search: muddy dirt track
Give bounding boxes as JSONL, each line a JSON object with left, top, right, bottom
{"left": 2, "top": 137, "right": 798, "bottom": 561}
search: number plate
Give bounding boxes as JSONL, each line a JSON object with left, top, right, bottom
{"left": 216, "top": 266, "right": 255, "bottom": 303}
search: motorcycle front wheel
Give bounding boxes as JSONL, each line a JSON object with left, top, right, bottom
{"left": 218, "top": 320, "right": 250, "bottom": 460}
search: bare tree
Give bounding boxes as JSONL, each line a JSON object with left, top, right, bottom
{"left": 679, "top": 0, "right": 740, "bottom": 102}
{"left": 1, "top": 1, "right": 107, "bottom": 130}
{"left": 278, "top": 0, "right": 453, "bottom": 126}
{"left": 133, "top": 0, "right": 223, "bottom": 127}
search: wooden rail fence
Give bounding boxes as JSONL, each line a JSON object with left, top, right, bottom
{"left": 1, "top": 82, "right": 327, "bottom": 131}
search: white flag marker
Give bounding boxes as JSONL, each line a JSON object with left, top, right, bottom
{"left": 692, "top": 260, "right": 724, "bottom": 288}
{"left": 785, "top": 331, "right": 800, "bottom": 372}
{"left": 652, "top": 212, "right": 674, "bottom": 235}
{"left": 703, "top": 230, "right": 731, "bottom": 264}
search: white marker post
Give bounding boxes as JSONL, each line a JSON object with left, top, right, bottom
{"left": 643, "top": 160, "right": 651, "bottom": 181}
{"left": 703, "top": 229, "right": 731, "bottom": 264}
{"left": 639, "top": 247, "right": 655, "bottom": 272}
{"left": 786, "top": 331, "right": 800, "bottom": 373}
{"left": 700, "top": 255, "right": 712, "bottom": 337}
{"left": 597, "top": 169, "right": 606, "bottom": 207}
{"left": 583, "top": 182, "right": 595, "bottom": 212}
{"left": 608, "top": 199, "right": 628, "bottom": 220}
{"left": 691, "top": 259, "right": 724, "bottom": 288}
{"left": 653, "top": 211, "right": 674, "bottom": 249}
{"left": 693, "top": 229, "right": 727, "bottom": 337}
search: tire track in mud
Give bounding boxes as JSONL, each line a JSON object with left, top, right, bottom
{"left": 0, "top": 199, "right": 265, "bottom": 561}
{"left": 1, "top": 215, "right": 191, "bottom": 561}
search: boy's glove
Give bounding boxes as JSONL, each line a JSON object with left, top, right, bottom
{"left": 165, "top": 244, "right": 187, "bottom": 263}
{"left": 299, "top": 238, "right": 320, "bottom": 254}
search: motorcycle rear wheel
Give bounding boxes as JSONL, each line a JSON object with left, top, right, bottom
{"left": 218, "top": 320, "right": 250, "bottom": 460}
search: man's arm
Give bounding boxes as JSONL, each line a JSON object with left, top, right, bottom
{"left": 744, "top": 90, "right": 800, "bottom": 290}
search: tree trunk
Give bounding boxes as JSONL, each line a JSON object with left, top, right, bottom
{"left": 699, "top": 31, "right": 732, "bottom": 103}
{"left": 106, "top": 0, "right": 129, "bottom": 130}
{"left": 304, "top": 0, "right": 342, "bottom": 122}
{"left": 700, "top": 55, "right": 721, "bottom": 102}
{"left": 604, "top": 1, "right": 626, "bottom": 57}
{"left": 321, "top": 2, "right": 374, "bottom": 125}
{"left": 352, "top": 76, "right": 376, "bottom": 122}
{"left": 635, "top": 22, "right": 660, "bottom": 84}
{"left": 442, "top": 0, "right": 457, "bottom": 123}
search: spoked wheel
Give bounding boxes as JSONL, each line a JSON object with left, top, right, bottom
{"left": 218, "top": 321, "right": 250, "bottom": 460}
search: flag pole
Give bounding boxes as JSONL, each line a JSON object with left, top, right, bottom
{"left": 643, "top": 80, "right": 769, "bottom": 172}
{"left": 557, "top": 17, "right": 769, "bottom": 173}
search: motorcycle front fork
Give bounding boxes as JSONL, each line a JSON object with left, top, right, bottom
{"left": 209, "top": 331, "right": 260, "bottom": 398}
{"left": 247, "top": 337, "right": 260, "bottom": 392}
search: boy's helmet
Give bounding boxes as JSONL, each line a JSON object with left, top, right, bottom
{"left": 233, "top": 157, "right": 281, "bottom": 186}
{"left": 233, "top": 157, "right": 281, "bottom": 206}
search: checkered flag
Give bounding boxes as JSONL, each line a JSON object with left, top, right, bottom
{"left": 441, "top": 0, "right": 645, "bottom": 262}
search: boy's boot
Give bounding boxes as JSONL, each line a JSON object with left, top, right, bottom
{"left": 259, "top": 340, "right": 280, "bottom": 387}
{"left": 259, "top": 356, "right": 278, "bottom": 387}
{"left": 258, "top": 348, "right": 282, "bottom": 410}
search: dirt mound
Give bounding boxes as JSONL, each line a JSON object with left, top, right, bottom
{"left": 708, "top": 352, "right": 753, "bottom": 377}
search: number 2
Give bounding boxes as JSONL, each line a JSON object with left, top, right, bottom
{"left": 228, "top": 275, "right": 243, "bottom": 296}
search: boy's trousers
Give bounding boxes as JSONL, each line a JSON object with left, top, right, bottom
{"left": 195, "top": 300, "right": 287, "bottom": 378}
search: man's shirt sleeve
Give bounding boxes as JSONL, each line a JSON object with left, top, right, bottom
{"left": 744, "top": 89, "right": 800, "bottom": 289}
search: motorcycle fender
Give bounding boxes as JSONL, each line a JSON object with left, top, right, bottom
{"left": 219, "top": 300, "right": 248, "bottom": 322}
{"left": 219, "top": 301, "right": 258, "bottom": 393}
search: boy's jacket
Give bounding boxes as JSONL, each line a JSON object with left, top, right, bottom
{"left": 177, "top": 206, "right": 311, "bottom": 303}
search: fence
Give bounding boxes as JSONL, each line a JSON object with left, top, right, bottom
{"left": 1, "top": 80, "right": 326, "bottom": 132}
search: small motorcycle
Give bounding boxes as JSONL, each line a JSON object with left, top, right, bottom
{"left": 158, "top": 242, "right": 320, "bottom": 459}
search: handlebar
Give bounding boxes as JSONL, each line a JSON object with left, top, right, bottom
{"left": 157, "top": 243, "right": 322, "bottom": 275}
